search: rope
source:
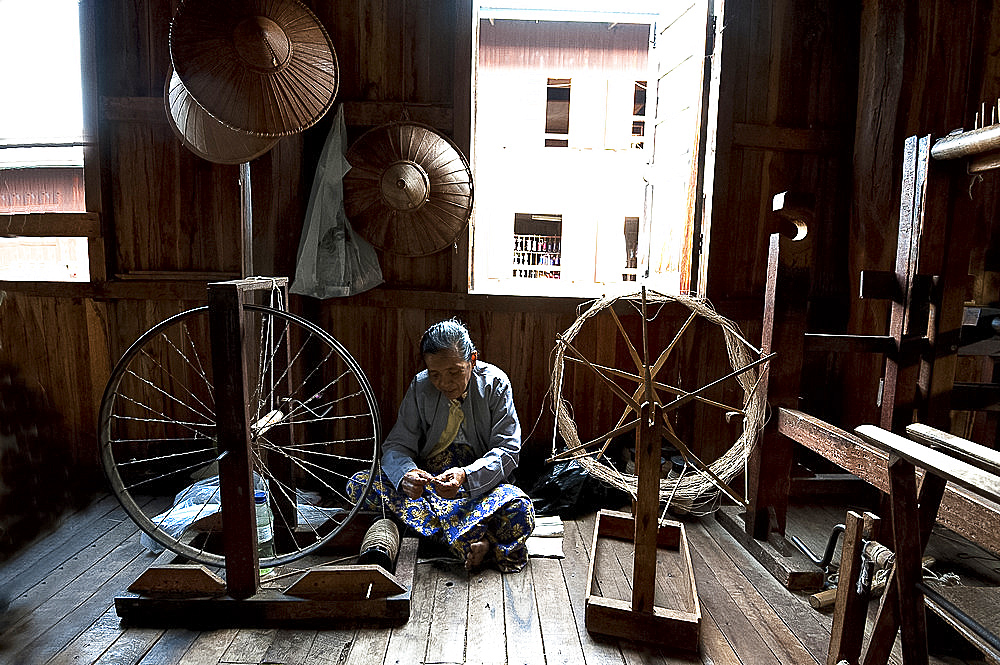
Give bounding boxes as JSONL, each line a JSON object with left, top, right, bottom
{"left": 548, "top": 288, "right": 767, "bottom": 508}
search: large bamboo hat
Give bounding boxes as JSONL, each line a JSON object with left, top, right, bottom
{"left": 169, "top": 0, "right": 339, "bottom": 137}
{"left": 164, "top": 66, "right": 279, "bottom": 164}
{"left": 343, "top": 122, "right": 474, "bottom": 256}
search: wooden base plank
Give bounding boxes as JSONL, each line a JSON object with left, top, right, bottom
{"left": 283, "top": 564, "right": 405, "bottom": 600}
{"left": 115, "top": 538, "right": 418, "bottom": 628}
{"left": 585, "top": 510, "right": 701, "bottom": 651}
{"left": 714, "top": 505, "right": 824, "bottom": 591}
{"left": 128, "top": 564, "right": 226, "bottom": 596}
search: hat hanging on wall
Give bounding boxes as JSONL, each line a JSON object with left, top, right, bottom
{"left": 164, "top": 65, "right": 280, "bottom": 164}
{"left": 343, "top": 122, "right": 474, "bottom": 257}
{"left": 169, "top": 0, "right": 339, "bottom": 137}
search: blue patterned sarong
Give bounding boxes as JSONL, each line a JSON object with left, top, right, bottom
{"left": 347, "top": 443, "right": 535, "bottom": 572}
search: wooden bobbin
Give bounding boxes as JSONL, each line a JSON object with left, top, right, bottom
{"left": 358, "top": 518, "right": 401, "bottom": 573}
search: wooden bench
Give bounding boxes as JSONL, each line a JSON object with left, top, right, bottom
{"left": 829, "top": 423, "right": 1000, "bottom": 665}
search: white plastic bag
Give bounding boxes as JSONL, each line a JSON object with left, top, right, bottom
{"left": 291, "top": 104, "right": 383, "bottom": 299}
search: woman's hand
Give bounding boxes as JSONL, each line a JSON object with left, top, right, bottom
{"left": 432, "top": 467, "right": 467, "bottom": 499}
{"left": 400, "top": 468, "right": 434, "bottom": 499}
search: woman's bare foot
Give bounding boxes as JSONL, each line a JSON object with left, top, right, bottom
{"left": 465, "top": 540, "right": 489, "bottom": 570}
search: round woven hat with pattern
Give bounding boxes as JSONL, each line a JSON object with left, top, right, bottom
{"left": 343, "top": 122, "right": 474, "bottom": 256}
{"left": 164, "top": 66, "right": 279, "bottom": 164}
{"left": 169, "top": 0, "right": 338, "bottom": 137}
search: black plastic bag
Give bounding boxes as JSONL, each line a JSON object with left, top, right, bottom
{"left": 527, "top": 459, "right": 632, "bottom": 518}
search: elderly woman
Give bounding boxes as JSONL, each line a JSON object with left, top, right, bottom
{"left": 348, "top": 319, "right": 535, "bottom": 572}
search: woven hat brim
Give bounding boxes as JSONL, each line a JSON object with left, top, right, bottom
{"left": 344, "top": 123, "right": 474, "bottom": 257}
{"left": 164, "top": 67, "right": 279, "bottom": 164}
{"left": 170, "top": 0, "right": 339, "bottom": 137}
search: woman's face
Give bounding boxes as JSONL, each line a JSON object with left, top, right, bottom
{"left": 424, "top": 348, "right": 475, "bottom": 400}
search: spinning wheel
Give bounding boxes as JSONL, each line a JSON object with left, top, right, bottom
{"left": 99, "top": 289, "right": 380, "bottom": 570}
{"left": 549, "top": 288, "right": 769, "bottom": 514}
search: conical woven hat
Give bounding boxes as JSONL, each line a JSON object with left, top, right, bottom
{"left": 164, "top": 66, "right": 279, "bottom": 164}
{"left": 169, "top": 0, "right": 338, "bottom": 137}
{"left": 343, "top": 123, "right": 474, "bottom": 257}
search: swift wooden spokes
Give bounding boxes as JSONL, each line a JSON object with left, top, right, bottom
{"left": 549, "top": 289, "right": 768, "bottom": 513}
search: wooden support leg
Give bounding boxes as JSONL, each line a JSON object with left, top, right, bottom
{"left": 827, "top": 511, "right": 880, "bottom": 665}
{"left": 209, "top": 282, "right": 260, "bottom": 599}
{"left": 860, "top": 471, "right": 946, "bottom": 665}
{"left": 887, "top": 456, "right": 928, "bottom": 665}
{"left": 632, "top": 401, "right": 661, "bottom": 613}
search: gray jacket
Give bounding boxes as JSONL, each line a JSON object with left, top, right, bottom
{"left": 380, "top": 361, "right": 522, "bottom": 498}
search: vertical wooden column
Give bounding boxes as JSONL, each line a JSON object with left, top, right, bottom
{"left": 632, "top": 400, "right": 661, "bottom": 613}
{"left": 209, "top": 281, "right": 259, "bottom": 599}
{"left": 747, "top": 229, "right": 812, "bottom": 540}
{"left": 886, "top": 456, "right": 929, "bottom": 665}
{"left": 880, "top": 135, "right": 931, "bottom": 432}
{"left": 860, "top": 471, "right": 946, "bottom": 665}
{"left": 827, "top": 511, "right": 880, "bottom": 665}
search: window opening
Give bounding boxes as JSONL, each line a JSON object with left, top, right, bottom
{"left": 513, "top": 213, "right": 562, "bottom": 279}
{"left": 631, "top": 81, "right": 646, "bottom": 149}
{"left": 0, "top": 0, "right": 90, "bottom": 281}
{"left": 623, "top": 216, "right": 639, "bottom": 281}
{"left": 544, "top": 78, "right": 571, "bottom": 147}
{"left": 471, "top": 2, "right": 718, "bottom": 298}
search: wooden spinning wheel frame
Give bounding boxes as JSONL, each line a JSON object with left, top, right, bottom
{"left": 549, "top": 288, "right": 770, "bottom": 514}
{"left": 98, "top": 280, "right": 381, "bottom": 581}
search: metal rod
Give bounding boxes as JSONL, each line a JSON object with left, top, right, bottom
{"left": 240, "top": 161, "right": 253, "bottom": 278}
{"left": 931, "top": 124, "right": 1000, "bottom": 161}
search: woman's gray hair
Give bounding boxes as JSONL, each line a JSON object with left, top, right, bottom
{"left": 420, "top": 318, "right": 477, "bottom": 360}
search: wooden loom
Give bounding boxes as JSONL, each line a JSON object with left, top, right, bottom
{"left": 720, "top": 133, "right": 1000, "bottom": 592}
{"left": 115, "top": 279, "right": 416, "bottom": 627}
{"left": 718, "top": 131, "right": 1000, "bottom": 660}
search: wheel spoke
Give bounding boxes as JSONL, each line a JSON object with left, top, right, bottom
{"left": 557, "top": 333, "right": 640, "bottom": 411}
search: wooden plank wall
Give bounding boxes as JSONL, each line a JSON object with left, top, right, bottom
{"left": 4, "top": 0, "right": 1000, "bottom": 557}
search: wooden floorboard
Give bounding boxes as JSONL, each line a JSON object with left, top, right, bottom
{"left": 503, "top": 557, "right": 544, "bottom": 665}
{"left": 559, "top": 517, "right": 626, "bottom": 665}
{"left": 0, "top": 495, "right": 992, "bottom": 665}
{"left": 427, "top": 562, "right": 469, "bottom": 663}
{"left": 466, "top": 568, "right": 506, "bottom": 665}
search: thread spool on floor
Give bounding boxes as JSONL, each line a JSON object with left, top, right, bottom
{"left": 358, "top": 518, "right": 401, "bottom": 573}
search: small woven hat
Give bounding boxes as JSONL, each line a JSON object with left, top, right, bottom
{"left": 343, "top": 122, "right": 474, "bottom": 256}
{"left": 169, "top": 0, "right": 338, "bottom": 137}
{"left": 164, "top": 66, "right": 279, "bottom": 164}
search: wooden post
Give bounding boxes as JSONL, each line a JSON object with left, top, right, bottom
{"left": 747, "top": 229, "right": 811, "bottom": 539}
{"left": 860, "top": 471, "right": 946, "bottom": 665}
{"left": 886, "top": 455, "right": 929, "bottom": 665}
{"left": 880, "top": 135, "right": 930, "bottom": 432}
{"left": 827, "top": 511, "right": 880, "bottom": 665}
{"left": 209, "top": 281, "right": 259, "bottom": 599}
{"left": 632, "top": 401, "right": 661, "bottom": 613}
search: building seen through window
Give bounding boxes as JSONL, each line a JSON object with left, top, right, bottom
{"left": 472, "top": 2, "right": 714, "bottom": 297}
{"left": 0, "top": 0, "right": 89, "bottom": 282}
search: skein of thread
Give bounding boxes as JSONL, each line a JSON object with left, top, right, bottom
{"left": 358, "top": 518, "right": 401, "bottom": 573}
